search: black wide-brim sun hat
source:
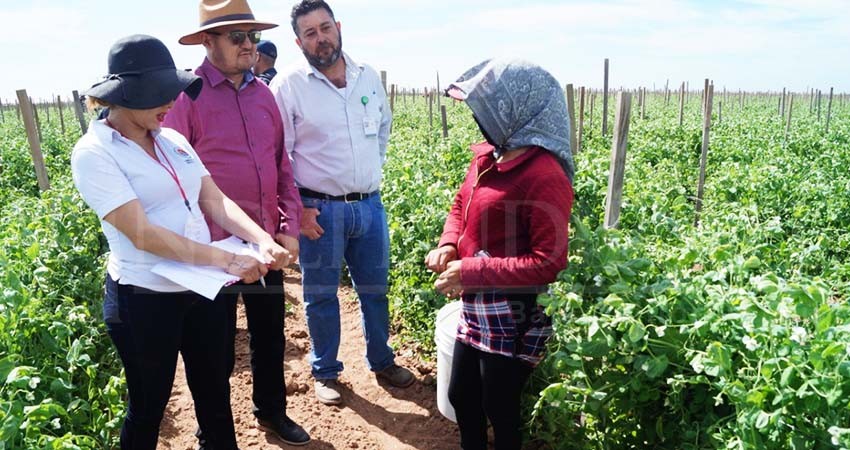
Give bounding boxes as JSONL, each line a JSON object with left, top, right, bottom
{"left": 86, "top": 34, "right": 202, "bottom": 110}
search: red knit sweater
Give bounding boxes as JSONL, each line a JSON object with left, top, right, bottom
{"left": 438, "top": 143, "right": 574, "bottom": 291}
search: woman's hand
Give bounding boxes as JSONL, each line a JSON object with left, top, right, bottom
{"left": 425, "top": 245, "right": 458, "bottom": 274}
{"left": 434, "top": 260, "right": 463, "bottom": 299}
{"left": 225, "top": 254, "right": 268, "bottom": 284}
{"left": 300, "top": 208, "right": 324, "bottom": 240}
{"left": 258, "top": 238, "right": 291, "bottom": 271}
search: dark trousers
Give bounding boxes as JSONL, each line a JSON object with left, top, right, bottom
{"left": 448, "top": 341, "right": 534, "bottom": 450}
{"left": 219, "top": 269, "right": 286, "bottom": 420}
{"left": 104, "top": 275, "right": 237, "bottom": 450}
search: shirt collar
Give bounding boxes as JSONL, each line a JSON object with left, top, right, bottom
{"left": 91, "top": 118, "right": 162, "bottom": 144}
{"left": 200, "top": 57, "right": 255, "bottom": 90}
{"left": 303, "top": 52, "right": 362, "bottom": 82}
{"left": 472, "top": 142, "right": 542, "bottom": 173}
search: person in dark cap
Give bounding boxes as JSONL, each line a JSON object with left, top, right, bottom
{"left": 72, "top": 34, "right": 291, "bottom": 450}
{"left": 425, "top": 58, "right": 575, "bottom": 450}
{"left": 164, "top": 0, "right": 308, "bottom": 446}
{"left": 254, "top": 40, "right": 278, "bottom": 84}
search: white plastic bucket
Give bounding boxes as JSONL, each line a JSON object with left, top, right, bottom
{"left": 435, "top": 301, "right": 462, "bottom": 423}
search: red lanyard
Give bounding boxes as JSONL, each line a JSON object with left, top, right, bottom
{"left": 152, "top": 139, "right": 192, "bottom": 212}
{"left": 106, "top": 119, "right": 192, "bottom": 212}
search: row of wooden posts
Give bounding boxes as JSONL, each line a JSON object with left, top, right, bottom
{"left": 375, "top": 67, "right": 842, "bottom": 153}
{"left": 4, "top": 89, "right": 90, "bottom": 192}
{"left": 376, "top": 65, "right": 842, "bottom": 230}
{"left": 7, "top": 65, "right": 845, "bottom": 232}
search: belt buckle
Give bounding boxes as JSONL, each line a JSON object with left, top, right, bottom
{"left": 344, "top": 192, "right": 360, "bottom": 203}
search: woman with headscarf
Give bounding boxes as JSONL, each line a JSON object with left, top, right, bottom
{"left": 71, "top": 34, "right": 291, "bottom": 449}
{"left": 425, "top": 58, "right": 574, "bottom": 450}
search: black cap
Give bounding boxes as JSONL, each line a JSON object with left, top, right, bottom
{"left": 257, "top": 40, "right": 277, "bottom": 59}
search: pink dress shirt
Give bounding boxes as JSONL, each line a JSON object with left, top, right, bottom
{"left": 164, "top": 58, "right": 301, "bottom": 241}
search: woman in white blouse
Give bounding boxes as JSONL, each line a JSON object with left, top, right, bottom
{"left": 71, "top": 34, "right": 290, "bottom": 450}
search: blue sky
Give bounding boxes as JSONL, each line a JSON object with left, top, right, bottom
{"left": 2, "top": 0, "right": 848, "bottom": 103}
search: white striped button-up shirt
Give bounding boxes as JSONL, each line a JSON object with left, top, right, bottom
{"left": 270, "top": 53, "right": 392, "bottom": 196}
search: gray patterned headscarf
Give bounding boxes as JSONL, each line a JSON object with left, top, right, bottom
{"left": 448, "top": 58, "right": 575, "bottom": 183}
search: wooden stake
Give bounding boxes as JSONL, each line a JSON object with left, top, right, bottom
{"left": 57, "top": 95, "right": 66, "bottom": 134}
{"left": 577, "top": 86, "right": 586, "bottom": 154}
{"left": 780, "top": 87, "right": 786, "bottom": 116}
{"left": 588, "top": 92, "right": 595, "bottom": 136}
{"left": 15, "top": 90, "right": 50, "bottom": 192}
{"left": 428, "top": 91, "right": 433, "bottom": 129}
{"left": 380, "top": 70, "right": 387, "bottom": 94}
{"left": 436, "top": 71, "right": 441, "bottom": 112}
{"left": 604, "top": 91, "right": 632, "bottom": 229}
{"left": 694, "top": 81, "right": 714, "bottom": 227}
{"left": 817, "top": 90, "right": 822, "bottom": 121}
{"left": 72, "top": 90, "right": 88, "bottom": 134}
{"left": 389, "top": 84, "right": 396, "bottom": 112}
{"left": 718, "top": 101, "right": 722, "bottom": 125}
{"left": 784, "top": 94, "right": 794, "bottom": 141}
{"left": 0, "top": 98, "right": 4, "bottom": 123}
{"left": 565, "top": 84, "right": 577, "bottom": 155}
{"left": 32, "top": 97, "right": 43, "bottom": 142}
{"left": 826, "top": 87, "right": 834, "bottom": 133}
{"left": 678, "top": 82, "right": 685, "bottom": 127}
{"left": 602, "top": 58, "right": 610, "bottom": 136}
{"left": 440, "top": 105, "right": 448, "bottom": 138}
{"left": 640, "top": 87, "right": 647, "bottom": 120}
{"left": 810, "top": 88, "right": 814, "bottom": 114}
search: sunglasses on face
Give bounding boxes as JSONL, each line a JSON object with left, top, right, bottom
{"left": 207, "top": 30, "right": 262, "bottom": 46}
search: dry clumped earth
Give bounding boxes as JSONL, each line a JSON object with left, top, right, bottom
{"left": 156, "top": 267, "right": 460, "bottom": 450}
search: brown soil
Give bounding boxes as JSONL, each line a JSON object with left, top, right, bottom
{"left": 156, "top": 267, "right": 460, "bottom": 449}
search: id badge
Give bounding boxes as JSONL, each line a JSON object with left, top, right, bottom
{"left": 184, "top": 210, "right": 210, "bottom": 244}
{"left": 363, "top": 116, "right": 379, "bottom": 137}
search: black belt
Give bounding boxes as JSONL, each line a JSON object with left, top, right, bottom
{"left": 298, "top": 187, "right": 375, "bottom": 202}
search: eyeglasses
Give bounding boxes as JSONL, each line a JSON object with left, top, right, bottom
{"left": 207, "top": 30, "right": 262, "bottom": 46}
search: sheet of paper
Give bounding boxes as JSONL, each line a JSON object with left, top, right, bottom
{"left": 151, "top": 236, "right": 265, "bottom": 300}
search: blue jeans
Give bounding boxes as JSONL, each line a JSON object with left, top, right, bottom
{"left": 299, "top": 193, "right": 395, "bottom": 379}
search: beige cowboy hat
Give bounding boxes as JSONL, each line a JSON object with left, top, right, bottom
{"left": 179, "top": 0, "right": 278, "bottom": 45}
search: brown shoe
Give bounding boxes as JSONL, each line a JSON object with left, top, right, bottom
{"left": 314, "top": 379, "right": 342, "bottom": 405}
{"left": 375, "top": 364, "right": 415, "bottom": 388}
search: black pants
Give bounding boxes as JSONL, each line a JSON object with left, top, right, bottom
{"left": 448, "top": 341, "right": 534, "bottom": 450}
{"left": 219, "top": 269, "right": 286, "bottom": 420}
{"left": 104, "top": 275, "right": 237, "bottom": 450}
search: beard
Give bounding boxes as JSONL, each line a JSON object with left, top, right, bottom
{"left": 303, "top": 33, "right": 343, "bottom": 69}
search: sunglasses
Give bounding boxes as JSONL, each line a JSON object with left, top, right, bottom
{"left": 207, "top": 30, "right": 262, "bottom": 46}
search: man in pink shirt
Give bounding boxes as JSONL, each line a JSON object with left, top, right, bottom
{"left": 163, "top": 0, "right": 309, "bottom": 446}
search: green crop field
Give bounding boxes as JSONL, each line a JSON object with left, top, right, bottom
{"left": 1, "top": 88, "right": 849, "bottom": 449}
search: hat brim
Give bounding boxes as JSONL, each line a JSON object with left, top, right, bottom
{"left": 179, "top": 21, "right": 278, "bottom": 45}
{"left": 85, "top": 68, "right": 202, "bottom": 110}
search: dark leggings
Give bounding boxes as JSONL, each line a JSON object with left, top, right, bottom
{"left": 104, "top": 275, "right": 237, "bottom": 450}
{"left": 448, "top": 341, "right": 534, "bottom": 450}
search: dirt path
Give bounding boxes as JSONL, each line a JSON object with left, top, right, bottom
{"left": 156, "top": 268, "right": 460, "bottom": 449}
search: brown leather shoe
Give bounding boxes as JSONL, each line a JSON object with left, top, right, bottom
{"left": 375, "top": 364, "right": 415, "bottom": 388}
